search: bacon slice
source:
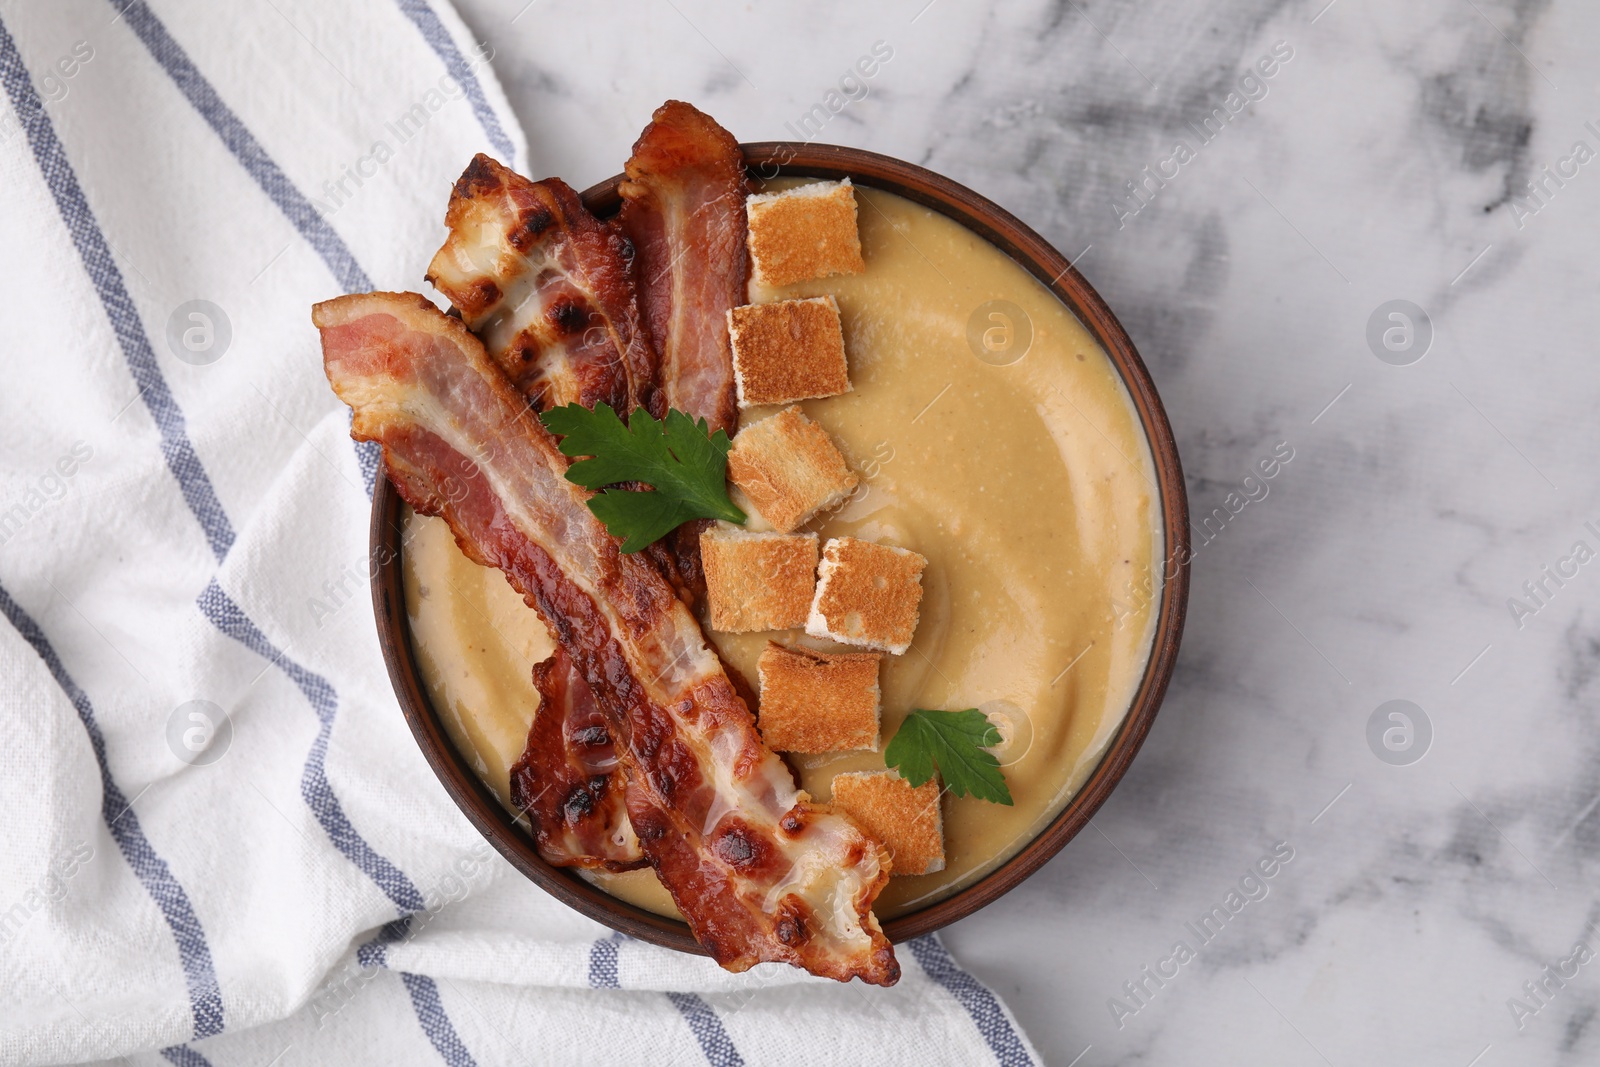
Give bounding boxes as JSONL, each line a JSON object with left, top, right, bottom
{"left": 425, "top": 155, "right": 656, "bottom": 416}
{"left": 317, "top": 292, "right": 898, "bottom": 985}
{"left": 617, "top": 100, "right": 747, "bottom": 438}
{"left": 428, "top": 146, "right": 721, "bottom": 868}
{"left": 427, "top": 155, "right": 660, "bottom": 869}
{"left": 619, "top": 102, "right": 749, "bottom": 605}
{"left": 509, "top": 648, "right": 645, "bottom": 871}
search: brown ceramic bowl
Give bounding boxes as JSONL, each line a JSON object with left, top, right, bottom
{"left": 370, "top": 143, "right": 1189, "bottom": 955}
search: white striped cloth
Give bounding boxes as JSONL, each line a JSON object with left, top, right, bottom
{"left": 0, "top": 2, "right": 1042, "bottom": 1065}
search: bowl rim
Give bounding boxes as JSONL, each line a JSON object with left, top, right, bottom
{"left": 369, "top": 141, "right": 1190, "bottom": 956}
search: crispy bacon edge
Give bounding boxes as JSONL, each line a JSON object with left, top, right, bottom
{"left": 317, "top": 292, "right": 898, "bottom": 985}
{"left": 425, "top": 155, "right": 657, "bottom": 416}
{"left": 509, "top": 647, "right": 644, "bottom": 871}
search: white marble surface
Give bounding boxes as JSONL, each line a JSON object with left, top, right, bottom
{"left": 452, "top": 1, "right": 1600, "bottom": 1062}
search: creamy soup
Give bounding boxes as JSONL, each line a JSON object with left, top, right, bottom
{"left": 402, "top": 184, "right": 1161, "bottom": 920}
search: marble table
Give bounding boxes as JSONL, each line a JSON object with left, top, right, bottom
{"left": 452, "top": 1, "right": 1600, "bottom": 1062}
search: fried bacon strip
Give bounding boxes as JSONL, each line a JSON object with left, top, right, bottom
{"left": 509, "top": 648, "right": 644, "bottom": 871}
{"left": 426, "top": 154, "right": 658, "bottom": 870}
{"left": 425, "top": 155, "right": 656, "bottom": 416}
{"left": 619, "top": 101, "right": 749, "bottom": 603}
{"left": 427, "top": 153, "right": 692, "bottom": 867}
{"left": 617, "top": 100, "right": 747, "bottom": 438}
{"left": 317, "top": 292, "right": 898, "bottom": 985}
{"left": 426, "top": 144, "right": 726, "bottom": 870}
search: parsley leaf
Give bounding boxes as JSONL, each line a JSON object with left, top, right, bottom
{"left": 884, "top": 708, "right": 1013, "bottom": 805}
{"left": 539, "top": 402, "right": 745, "bottom": 552}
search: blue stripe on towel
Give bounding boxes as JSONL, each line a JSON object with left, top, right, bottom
{"left": 0, "top": 583, "right": 225, "bottom": 1040}
{"left": 196, "top": 578, "right": 487, "bottom": 1065}
{"left": 587, "top": 932, "right": 623, "bottom": 989}
{"left": 588, "top": 933, "right": 744, "bottom": 1066}
{"left": 109, "top": 0, "right": 389, "bottom": 499}
{"left": 666, "top": 992, "right": 747, "bottom": 1067}
{"left": 356, "top": 432, "right": 382, "bottom": 498}
{"left": 908, "top": 935, "right": 1036, "bottom": 1067}
{"left": 392, "top": 0, "right": 517, "bottom": 164}
{"left": 106, "top": 5, "right": 478, "bottom": 1055}
{"left": 196, "top": 580, "right": 480, "bottom": 1064}
{"left": 196, "top": 580, "right": 428, "bottom": 915}
{"left": 360, "top": 917, "right": 479, "bottom": 1067}
{"left": 401, "top": 973, "right": 480, "bottom": 1067}
{"left": 6, "top": 7, "right": 472, "bottom": 1061}
{"left": 0, "top": 13, "right": 235, "bottom": 563}
{"left": 108, "top": 0, "right": 372, "bottom": 294}
{"left": 358, "top": 915, "right": 415, "bottom": 968}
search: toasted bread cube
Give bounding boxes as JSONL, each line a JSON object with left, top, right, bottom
{"left": 756, "top": 643, "right": 881, "bottom": 753}
{"left": 806, "top": 537, "right": 926, "bottom": 655}
{"left": 747, "top": 179, "right": 866, "bottom": 288}
{"left": 830, "top": 771, "right": 945, "bottom": 876}
{"left": 727, "top": 406, "right": 859, "bottom": 534}
{"left": 727, "top": 297, "right": 850, "bottom": 408}
{"left": 700, "top": 525, "right": 818, "bottom": 633}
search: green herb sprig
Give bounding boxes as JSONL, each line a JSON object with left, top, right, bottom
{"left": 884, "top": 708, "right": 1013, "bottom": 806}
{"left": 539, "top": 403, "right": 745, "bottom": 552}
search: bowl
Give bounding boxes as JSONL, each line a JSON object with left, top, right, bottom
{"left": 369, "top": 142, "right": 1189, "bottom": 954}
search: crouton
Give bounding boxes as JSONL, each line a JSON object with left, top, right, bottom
{"left": 727, "top": 406, "right": 858, "bottom": 533}
{"left": 746, "top": 178, "right": 866, "bottom": 288}
{"left": 829, "top": 771, "right": 945, "bottom": 876}
{"left": 700, "top": 525, "right": 818, "bottom": 633}
{"left": 756, "top": 642, "right": 881, "bottom": 753}
{"left": 806, "top": 537, "right": 927, "bottom": 655}
{"left": 727, "top": 296, "right": 850, "bottom": 408}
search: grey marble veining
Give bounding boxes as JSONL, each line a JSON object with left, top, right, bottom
{"left": 452, "top": 1, "right": 1600, "bottom": 1062}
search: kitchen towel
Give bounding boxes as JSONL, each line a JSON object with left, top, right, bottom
{"left": 0, "top": 2, "right": 1041, "bottom": 1065}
